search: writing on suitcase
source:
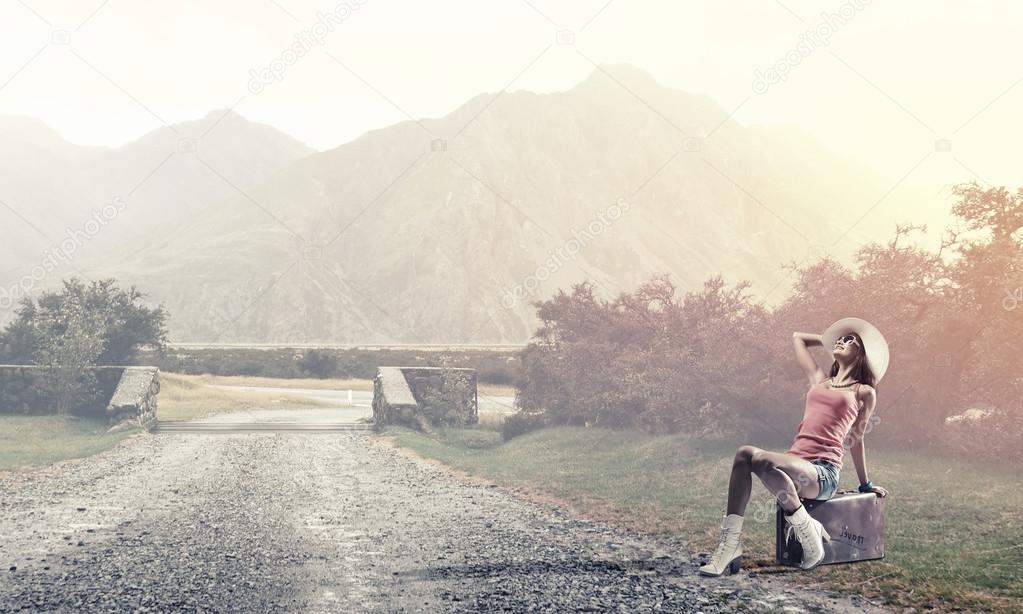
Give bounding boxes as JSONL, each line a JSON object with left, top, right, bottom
{"left": 839, "top": 527, "right": 865, "bottom": 546}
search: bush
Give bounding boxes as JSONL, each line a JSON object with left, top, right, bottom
{"left": 939, "top": 408, "right": 1023, "bottom": 465}
{"left": 515, "top": 275, "right": 772, "bottom": 436}
{"left": 413, "top": 369, "right": 477, "bottom": 427}
{"left": 298, "top": 350, "right": 339, "bottom": 378}
{"left": 475, "top": 412, "right": 506, "bottom": 432}
{"left": 501, "top": 411, "right": 549, "bottom": 441}
{"left": 0, "top": 367, "right": 122, "bottom": 417}
{"left": 477, "top": 361, "right": 521, "bottom": 387}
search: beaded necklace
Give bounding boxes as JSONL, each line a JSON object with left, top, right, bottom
{"left": 826, "top": 375, "right": 859, "bottom": 389}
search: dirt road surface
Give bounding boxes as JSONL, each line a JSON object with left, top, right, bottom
{"left": 0, "top": 408, "right": 888, "bottom": 612}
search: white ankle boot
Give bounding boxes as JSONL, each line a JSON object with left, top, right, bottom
{"left": 698, "top": 513, "right": 743, "bottom": 576}
{"left": 784, "top": 504, "right": 831, "bottom": 570}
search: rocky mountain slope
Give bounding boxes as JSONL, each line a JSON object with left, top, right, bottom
{"left": 2, "top": 64, "right": 925, "bottom": 343}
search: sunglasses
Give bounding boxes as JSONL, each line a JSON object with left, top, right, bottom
{"left": 835, "top": 334, "right": 860, "bottom": 347}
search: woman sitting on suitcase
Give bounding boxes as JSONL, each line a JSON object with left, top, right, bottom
{"left": 699, "top": 317, "right": 890, "bottom": 576}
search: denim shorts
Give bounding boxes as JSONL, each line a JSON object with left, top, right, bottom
{"left": 810, "top": 459, "right": 840, "bottom": 500}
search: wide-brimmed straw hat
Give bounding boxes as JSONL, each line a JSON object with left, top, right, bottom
{"left": 821, "top": 316, "right": 890, "bottom": 383}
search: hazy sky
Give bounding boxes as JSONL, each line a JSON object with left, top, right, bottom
{"left": 2, "top": 0, "right": 1021, "bottom": 194}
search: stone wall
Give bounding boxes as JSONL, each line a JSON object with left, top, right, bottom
{"left": 403, "top": 367, "right": 478, "bottom": 426}
{"left": 372, "top": 366, "right": 478, "bottom": 431}
{"left": 0, "top": 365, "right": 160, "bottom": 431}
{"left": 106, "top": 368, "right": 160, "bottom": 432}
{"left": 372, "top": 367, "right": 421, "bottom": 430}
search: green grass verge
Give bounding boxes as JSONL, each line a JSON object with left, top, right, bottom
{"left": 383, "top": 424, "right": 1023, "bottom": 613}
{"left": 0, "top": 415, "right": 138, "bottom": 472}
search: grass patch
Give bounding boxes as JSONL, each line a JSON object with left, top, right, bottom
{"left": 158, "top": 373, "right": 337, "bottom": 421}
{"left": 435, "top": 426, "right": 504, "bottom": 449}
{"left": 0, "top": 415, "right": 137, "bottom": 472}
{"left": 383, "top": 425, "right": 1023, "bottom": 613}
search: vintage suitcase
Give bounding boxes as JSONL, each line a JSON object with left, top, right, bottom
{"left": 776, "top": 490, "right": 886, "bottom": 566}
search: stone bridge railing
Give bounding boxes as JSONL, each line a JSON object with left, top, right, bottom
{"left": 372, "top": 366, "right": 478, "bottom": 431}
{"left": 105, "top": 367, "right": 160, "bottom": 432}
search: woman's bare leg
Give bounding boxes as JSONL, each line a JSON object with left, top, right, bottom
{"left": 726, "top": 445, "right": 757, "bottom": 515}
{"left": 750, "top": 449, "right": 821, "bottom": 513}
{"left": 725, "top": 445, "right": 822, "bottom": 515}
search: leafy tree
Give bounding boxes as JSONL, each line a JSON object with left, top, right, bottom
{"left": 513, "top": 181, "right": 1023, "bottom": 461}
{"left": 944, "top": 182, "right": 1023, "bottom": 413}
{"left": 31, "top": 289, "right": 105, "bottom": 414}
{"left": 0, "top": 278, "right": 167, "bottom": 366}
{"left": 516, "top": 275, "right": 771, "bottom": 436}
{"left": 417, "top": 368, "right": 477, "bottom": 427}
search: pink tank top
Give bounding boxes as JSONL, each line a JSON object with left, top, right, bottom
{"left": 787, "top": 381, "right": 861, "bottom": 470}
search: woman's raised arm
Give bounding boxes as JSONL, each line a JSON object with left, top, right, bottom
{"left": 792, "top": 332, "right": 827, "bottom": 387}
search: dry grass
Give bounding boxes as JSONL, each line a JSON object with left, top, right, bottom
{"left": 158, "top": 373, "right": 336, "bottom": 421}
{"left": 180, "top": 373, "right": 375, "bottom": 391}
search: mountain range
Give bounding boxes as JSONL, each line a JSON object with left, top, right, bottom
{"left": 0, "top": 63, "right": 932, "bottom": 343}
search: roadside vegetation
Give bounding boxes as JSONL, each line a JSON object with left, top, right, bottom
{"left": 383, "top": 424, "right": 1023, "bottom": 613}
{"left": 133, "top": 346, "right": 522, "bottom": 388}
{"left": 511, "top": 182, "right": 1023, "bottom": 465}
{"left": 0, "top": 415, "right": 137, "bottom": 472}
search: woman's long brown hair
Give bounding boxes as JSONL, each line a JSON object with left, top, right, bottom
{"left": 828, "top": 332, "right": 878, "bottom": 387}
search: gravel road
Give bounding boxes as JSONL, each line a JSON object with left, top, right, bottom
{"left": 0, "top": 409, "right": 888, "bottom": 613}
